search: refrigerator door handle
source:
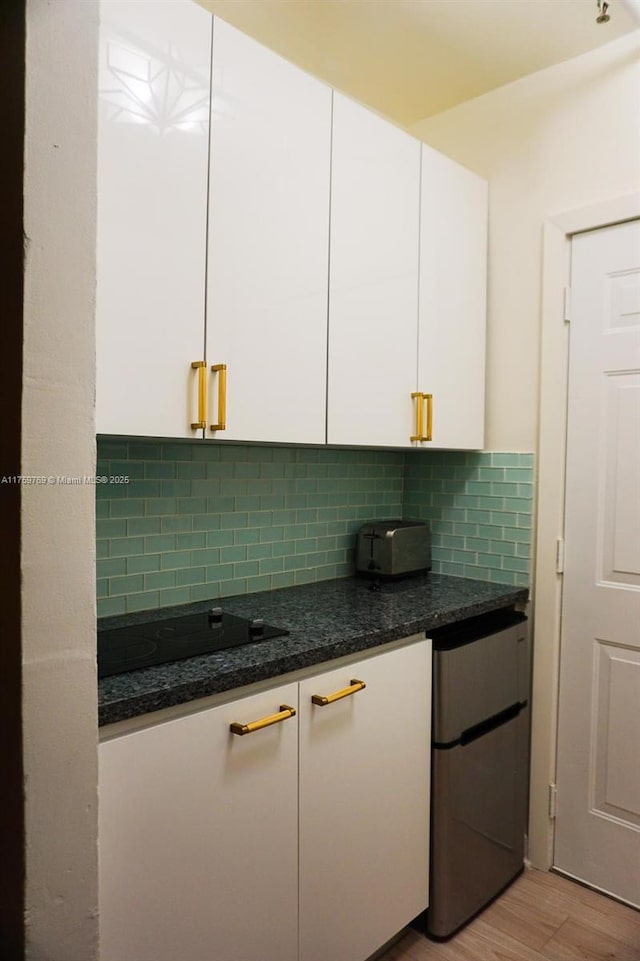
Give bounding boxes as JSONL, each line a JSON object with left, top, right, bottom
{"left": 459, "top": 700, "right": 525, "bottom": 747}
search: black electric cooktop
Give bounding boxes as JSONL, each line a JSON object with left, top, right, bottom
{"left": 97, "top": 608, "right": 289, "bottom": 679}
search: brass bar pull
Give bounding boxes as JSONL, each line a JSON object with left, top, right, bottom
{"left": 410, "top": 391, "right": 424, "bottom": 442}
{"left": 425, "top": 393, "right": 433, "bottom": 442}
{"left": 191, "top": 361, "right": 207, "bottom": 430}
{"left": 210, "top": 363, "right": 227, "bottom": 432}
{"left": 311, "top": 679, "right": 366, "bottom": 706}
{"left": 229, "top": 704, "right": 296, "bottom": 736}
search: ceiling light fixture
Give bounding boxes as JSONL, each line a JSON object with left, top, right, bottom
{"left": 596, "top": 0, "right": 611, "bottom": 22}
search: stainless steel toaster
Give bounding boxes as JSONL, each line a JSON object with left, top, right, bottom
{"left": 355, "top": 519, "right": 431, "bottom": 577}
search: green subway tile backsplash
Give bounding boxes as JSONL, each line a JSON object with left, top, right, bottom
{"left": 96, "top": 441, "right": 405, "bottom": 615}
{"left": 403, "top": 450, "right": 534, "bottom": 589}
{"left": 96, "top": 442, "right": 534, "bottom": 616}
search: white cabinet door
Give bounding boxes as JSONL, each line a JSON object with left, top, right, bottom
{"left": 327, "top": 94, "right": 421, "bottom": 447}
{"left": 418, "top": 146, "right": 488, "bottom": 449}
{"left": 298, "top": 640, "right": 431, "bottom": 961}
{"left": 96, "top": 0, "right": 212, "bottom": 438}
{"left": 206, "top": 19, "right": 331, "bottom": 444}
{"left": 99, "top": 683, "right": 299, "bottom": 961}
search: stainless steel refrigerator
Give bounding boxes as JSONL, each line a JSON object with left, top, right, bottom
{"left": 421, "top": 609, "right": 530, "bottom": 940}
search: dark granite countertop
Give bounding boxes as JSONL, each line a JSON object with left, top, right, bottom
{"left": 98, "top": 574, "right": 528, "bottom": 726}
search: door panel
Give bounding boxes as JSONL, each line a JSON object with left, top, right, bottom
{"left": 593, "top": 643, "right": 640, "bottom": 826}
{"left": 206, "top": 18, "right": 331, "bottom": 444}
{"left": 298, "top": 640, "right": 431, "bottom": 961}
{"left": 418, "top": 146, "right": 487, "bottom": 450}
{"left": 555, "top": 219, "right": 640, "bottom": 906}
{"left": 602, "top": 374, "right": 640, "bottom": 583}
{"left": 96, "top": 0, "right": 211, "bottom": 437}
{"left": 327, "top": 93, "right": 421, "bottom": 447}
{"left": 99, "top": 683, "right": 299, "bottom": 961}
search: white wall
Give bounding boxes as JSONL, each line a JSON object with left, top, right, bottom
{"left": 23, "top": 0, "right": 99, "bottom": 956}
{"left": 410, "top": 30, "right": 640, "bottom": 452}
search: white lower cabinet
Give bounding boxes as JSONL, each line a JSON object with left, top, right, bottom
{"left": 99, "top": 683, "right": 299, "bottom": 961}
{"left": 299, "top": 640, "right": 431, "bottom": 961}
{"left": 99, "top": 639, "right": 431, "bottom": 961}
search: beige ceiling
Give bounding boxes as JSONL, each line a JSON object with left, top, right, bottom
{"left": 199, "top": 0, "right": 639, "bottom": 126}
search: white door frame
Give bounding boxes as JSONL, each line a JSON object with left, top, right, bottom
{"left": 530, "top": 192, "right": 640, "bottom": 869}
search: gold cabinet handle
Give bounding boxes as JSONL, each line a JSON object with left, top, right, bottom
{"left": 191, "top": 361, "right": 207, "bottom": 430}
{"left": 410, "top": 391, "right": 433, "bottom": 442}
{"left": 230, "top": 704, "right": 296, "bottom": 736}
{"left": 311, "top": 679, "right": 366, "bottom": 706}
{"left": 425, "top": 393, "right": 433, "bottom": 442}
{"left": 210, "top": 363, "right": 227, "bottom": 432}
{"left": 411, "top": 391, "right": 424, "bottom": 442}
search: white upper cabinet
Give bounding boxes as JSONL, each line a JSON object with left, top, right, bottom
{"left": 418, "top": 145, "right": 488, "bottom": 450}
{"left": 326, "top": 99, "right": 487, "bottom": 450}
{"left": 327, "top": 93, "right": 421, "bottom": 447}
{"left": 96, "top": 0, "right": 212, "bottom": 437}
{"left": 205, "top": 19, "right": 332, "bottom": 444}
{"left": 96, "top": 5, "right": 487, "bottom": 449}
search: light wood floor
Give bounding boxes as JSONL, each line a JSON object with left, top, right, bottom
{"left": 378, "top": 868, "right": 640, "bottom": 961}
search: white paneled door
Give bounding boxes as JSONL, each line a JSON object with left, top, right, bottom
{"left": 555, "top": 220, "right": 640, "bottom": 906}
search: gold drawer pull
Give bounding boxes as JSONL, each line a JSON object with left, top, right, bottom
{"left": 230, "top": 704, "right": 296, "bottom": 736}
{"left": 425, "top": 392, "right": 433, "bottom": 442}
{"left": 411, "top": 391, "right": 423, "bottom": 442}
{"left": 210, "top": 363, "right": 227, "bottom": 432}
{"left": 311, "top": 679, "right": 366, "bottom": 706}
{"left": 410, "top": 391, "right": 433, "bottom": 442}
{"left": 190, "top": 360, "right": 207, "bottom": 430}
